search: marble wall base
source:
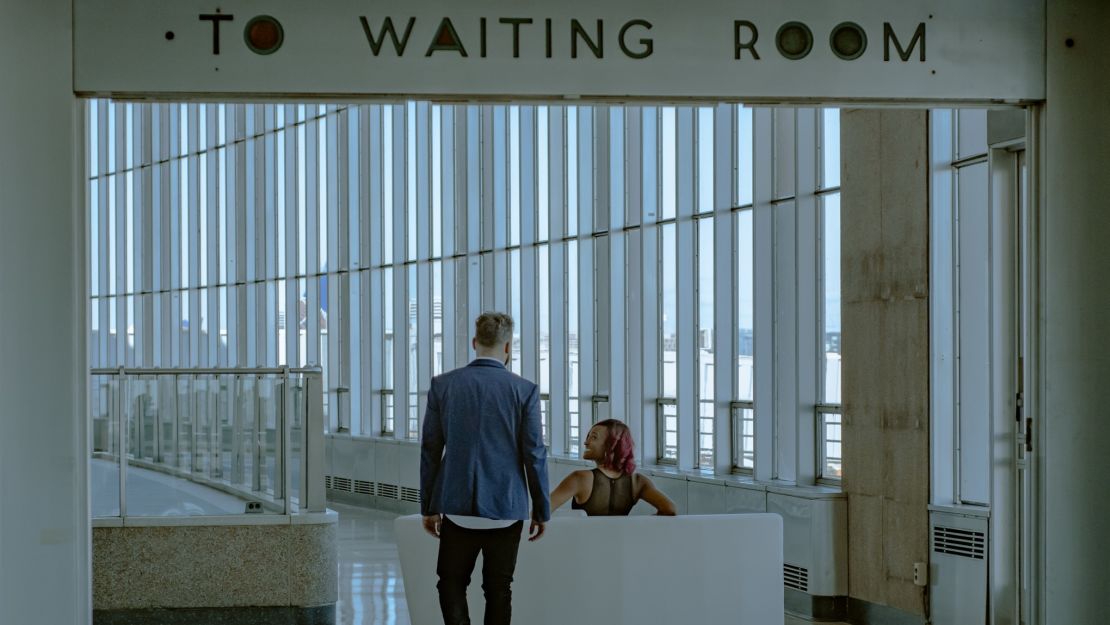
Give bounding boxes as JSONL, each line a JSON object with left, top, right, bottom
{"left": 93, "top": 518, "right": 336, "bottom": 611}
{"left": 93, "top": 605, "right": 335, "bottom": 625}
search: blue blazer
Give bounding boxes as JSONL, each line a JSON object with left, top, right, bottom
{"left": 420, "top": 359, "right": 550, "bottom": 522}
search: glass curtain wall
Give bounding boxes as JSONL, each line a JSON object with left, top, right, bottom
{"left": 87, "top": 100, "right": 840, "bottom": 477}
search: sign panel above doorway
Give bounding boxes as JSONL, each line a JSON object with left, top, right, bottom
{"left": 73, "top": 0, "right": 1044, "bottom": 103}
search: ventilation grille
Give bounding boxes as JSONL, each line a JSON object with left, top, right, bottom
{"left": 400, "top": 487, "right": 421, "bottom": 503}
{"left": 332, "top": 476, "right": 353, "bottom": 493}
{"left": 377, "top": 483, "right": 399, "bottom": 499}
{"left": 324, "top": 475, "right": 332, "bottom": 489}
{"left": 933, "top": 525, "right": 986, "bottom": 559}
{"left": 354, "top": 480, "right": 375, "bottom": 495}
{"left": 784, "top": 563, "right": 809, "bottom": 592}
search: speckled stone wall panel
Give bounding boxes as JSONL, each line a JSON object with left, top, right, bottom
{"left": 93, "top": 522, "right": 337, "bottom": 610}
{"left": 841, "top": 109, "right": 930, "bottom": 617}
{"left": 287, "top": 523, "right": 337, "bottom": 606}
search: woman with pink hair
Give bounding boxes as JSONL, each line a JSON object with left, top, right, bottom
{"left": 549, "top": 419, "right": 677, "bottom": 516}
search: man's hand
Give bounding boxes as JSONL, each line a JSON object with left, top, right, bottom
{"left": 422, "top": 514, "right": 442, "bottom": 538}
{"left": 528, "top": 520, "right": 546, "bottom": 542}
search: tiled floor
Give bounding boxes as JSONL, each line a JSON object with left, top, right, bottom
{"left": 332, "top": 502, "right": 849, "bottom": 625}
{"left": 334, "top": 503, "right": 412, "bottom": 625}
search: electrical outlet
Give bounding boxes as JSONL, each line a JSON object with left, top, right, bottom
{"left": 913, "top": 561, "right": 928, "bottom": 587}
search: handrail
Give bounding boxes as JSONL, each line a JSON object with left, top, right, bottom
{"left": 91, "top": 366, "right": 323, "bottom": 375}
{"left": 89, "top": 367, "right": 327, "bottom": 517}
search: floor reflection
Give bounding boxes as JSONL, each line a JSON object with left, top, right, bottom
{"left": 334, "top": 502, "right": 411, "bottom": 625}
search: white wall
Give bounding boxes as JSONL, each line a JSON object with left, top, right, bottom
{"left": 0, "top": 0, "right": 88, "bottom": 623}
{"left": 1044, "top": 1, "right": 1110, "bottom": 622}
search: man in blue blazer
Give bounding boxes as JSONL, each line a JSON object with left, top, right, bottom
{"left": 420, "top": 311, "right": 550, "bottom": 625}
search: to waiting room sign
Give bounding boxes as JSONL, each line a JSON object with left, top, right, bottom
{"left": 74, "top": 0, "right": 1044, "bottom": 102}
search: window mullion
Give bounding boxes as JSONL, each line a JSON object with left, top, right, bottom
{"left": 416, "top": 102, "right": 432, "bottom": 438}
{"left": 548, "top": 107, "right": 568, "bottom": 455}
{"left": 187, "top": 103, "right": 203, "bottom": 367}
{"left": 283, "top": 106, "right": 299, "bottom": 370}
{"left": 203, "top": 105, "right": 218, "bottom": 370}
{"left": 365, "top": 105, "right": 382, "bottom": 435}
{"left": 676, "top": 107, "right": 697, "bottom": 470}
{"left": 389, "top": 106, "right": 407, "bottom": 440}
{"left": 520, "top": 107, "right": 539, "bottom": 384}
{"left": 752, "top": 107, "right": 775, "bottom": 481}
{"left": 796, "top": 108, "right": 820, "bottom": 485}
{"left": 305, "top": 109, "right": 321, "bottom": 368}
{"left": 713, "top": 103, "right": 736, "bottom": 475}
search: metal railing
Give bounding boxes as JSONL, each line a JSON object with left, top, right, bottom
{"left": 567, "top": 396, "right": 581, "bottom": 454}
{"left": 539, "top": 393, "right": 552, "bottom": 448}
{"left": 380, "top": 389, "right": 395, "bottom": 435}
{"left": 697, "top": 399, "right": 715, "bottom": 469}
{"left": 656, "top": 398, "right": 678, "bottom": 465}
{"left": 90, "top": 366, "right": 326, "bottom": 517}
{"left": 730, "top": 400, "right": 755, "bottom": 473}
{"left": 816, "top": 403, "right": 843, "bottom": 483}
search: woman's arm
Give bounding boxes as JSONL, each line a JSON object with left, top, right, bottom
{"left": 636, "top": 474, "right": 677, "bottom": 516}
{"left": 549, "top": 471, "right": 587, "bottom": 511}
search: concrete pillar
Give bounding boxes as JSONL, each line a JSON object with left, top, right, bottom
{"left": 1044, "top": 1, "right": 1110, "bottom": 622}
{"left": 840, "top": 109, "right": 930, "bottom": 617}
{"left": 0, "top": 1, "right": 88, "bottom": 624}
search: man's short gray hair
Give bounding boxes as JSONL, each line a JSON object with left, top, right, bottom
{"left": 474, "top": 311, "right": 514, "bottom": 347}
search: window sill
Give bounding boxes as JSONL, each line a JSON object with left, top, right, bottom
{"left": 546, "top": 454, "right": 844, "bottom": 498}
{"left": 927, "top": 502, "right": 990, "bottom": 518}
{"left": 326, "top": 432, "right": 420, "bottom": 446}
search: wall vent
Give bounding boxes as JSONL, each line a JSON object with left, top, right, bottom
{"left": 784, "top": 563, "right": 809, "bottom": 592}
{"left": 933, "top": 525, "right": 986, "bottom": 560}
{"left": 332, "top": 477, "right": 353, "bottom": 493}
{"left": 325, "top": 475, "right": 332, "bottom": 489}
{"left": 400, "top": 487, "right": 421, "bottom": 503}
{"left": 377, "top": 483, "right": 399, "bottom": 499}
{"left": 354, "top": 480, "right": 375, "bottom": 495}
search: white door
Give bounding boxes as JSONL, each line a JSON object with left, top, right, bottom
{"left": 985, "top": 119, "right": 1033, "bottom": 625}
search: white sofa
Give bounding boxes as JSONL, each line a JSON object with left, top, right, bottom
{"left": 394, "top": 513, "right": 783, "bottom": 625}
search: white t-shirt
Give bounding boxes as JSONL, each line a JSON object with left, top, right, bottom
{"left": 445, "top": 515, "right": 518, "bottom": 530}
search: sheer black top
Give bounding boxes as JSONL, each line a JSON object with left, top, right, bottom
{"left": 571, "top": 468, "right": 637, "bottom": 516}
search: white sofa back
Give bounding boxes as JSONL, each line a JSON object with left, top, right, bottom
{"left": 394, "top": 513, "right": 783, "bottom": 625}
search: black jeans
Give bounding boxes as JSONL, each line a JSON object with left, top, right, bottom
{"left": 436, "top": 518, "right": 524, "bottom": 625}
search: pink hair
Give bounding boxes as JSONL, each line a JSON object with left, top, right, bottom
{"left": 596, "top": 419, "right": 637, "bottom": 475}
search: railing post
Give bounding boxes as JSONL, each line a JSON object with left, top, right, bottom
{"left": 136, "top": 390, "right": 145, "bottom": 460}
{"left": 280, "top": 368, "right": 290, "bottom": 515}
{"left": 192, "top": 374, "right": 201, "bottom": 474}
{"left": 304, "top": 370, "right": 326, "bottom": 512}
{"left": 212, "top": 375, "right": 222, "bottom": 479}
{"left": 154, "top": 377, "right": 163, "bottom": 463}
{"left": 298, "top": 384, "right": 308, "bottom": 507}
{"left": 231, "top": 374, "right": 243, "bottom": 485}
{"left": 172, "top": 374, "right": 181, "bottom": 468}
{"left": 117, "top": 367, "right": 127, "bottom": 518}
{"left": 253, "top": 375, "right": 262, "bottom": 493}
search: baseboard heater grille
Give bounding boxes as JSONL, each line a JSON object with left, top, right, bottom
{"left": 324, "top": 475, "right": 332, "bottom": 489}
{"left": 354, "top": 480, "right": 375, "bottom": 495}
{"left": 377, "top": 483, "right": 399, "bottom": 499}
{"left": 933, "top": 526, "right": 986, "bottom": 559}
{"left": 784, "top": 563, "right": 809, "bottom": 592}
{"left": 400, "top": 487, "right": 421, "bottom": 503}
{"left": 332, "top": 476, "right": 353, "bottom": 493}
